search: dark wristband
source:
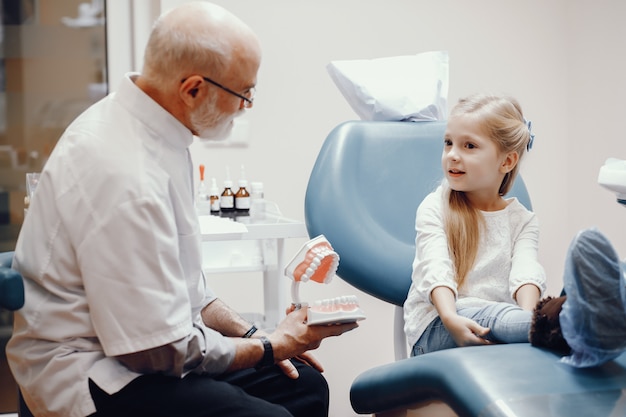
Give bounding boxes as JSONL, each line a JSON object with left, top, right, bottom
{"left": 242, "top": 325, "right": 258, "bottom": 338}
{"left": 255, "top": 336, "right": 274, "bottom": 369}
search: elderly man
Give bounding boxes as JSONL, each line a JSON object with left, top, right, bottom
{"left": 7, "top": 2, "right": 357, "bottom": 416}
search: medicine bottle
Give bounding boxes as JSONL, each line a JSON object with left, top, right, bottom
{"left": 196, "top": 164, "right": 211, "bottom": 215}
{"left": 235, "top": 179, "right": 251, "bottom": 212}
{"left": 209, "top": 178, "right": 220, "bottom": 213}
{"left": 249, "top": 182, "right": 265, "bottom": 218}
{"left": 220, "top": 180, "right": 235, "bottom": 211}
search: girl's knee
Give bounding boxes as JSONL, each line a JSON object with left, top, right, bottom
{"left": 411, "top": 343, "right": 425, "bottom": 357}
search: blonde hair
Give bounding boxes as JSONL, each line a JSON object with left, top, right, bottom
{"left": 444, "top": 93, "right": 531, "bottom": 288}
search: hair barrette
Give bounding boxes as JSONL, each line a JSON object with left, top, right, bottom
{"left": 524, "top": 118, "right": 535, "bottom": 151}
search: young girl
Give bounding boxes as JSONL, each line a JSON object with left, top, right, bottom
{"left": 403, "top": 93, "right": 626, "bottom": 367}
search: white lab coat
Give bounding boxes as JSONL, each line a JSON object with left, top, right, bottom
{"left": 7, "top": 74, "right": 235, "bottom": 417}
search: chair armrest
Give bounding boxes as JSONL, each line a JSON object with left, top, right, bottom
{"left": 0, "top": 265, "right": 25, "bottom": 311}
{"left": 350, "top": 343, "right": 626, "bottom": 416}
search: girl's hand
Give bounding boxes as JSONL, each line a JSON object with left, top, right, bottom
{"left": 442, "top": 315, "right": 492, "bottom": 347}
{"left": 431, "top": 286, "right": 491, "bottom": 346}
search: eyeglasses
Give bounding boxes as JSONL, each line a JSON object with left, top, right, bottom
{"left": 181, "top": 75, "right": 255, "bottom": 108}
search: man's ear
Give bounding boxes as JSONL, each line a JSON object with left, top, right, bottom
{"left": 501, "top": 151, "right": 519, "bottom": 173}
{"left": 179, "top": 76, "right": 204, "bottom": 107}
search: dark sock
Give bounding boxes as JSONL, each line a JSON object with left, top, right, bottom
{"left": 530, "top": 296, "right": 571, "bottom": 354}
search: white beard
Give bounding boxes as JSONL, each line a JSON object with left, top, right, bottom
{"left": 190, "top": 96, "right": 241, "bottom": 141}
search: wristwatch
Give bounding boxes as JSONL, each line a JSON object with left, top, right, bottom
{"left": 255, "top": 336, "right": 274, "bottom": 369}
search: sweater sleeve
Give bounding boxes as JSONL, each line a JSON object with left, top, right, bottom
{"left": 411, "top": 188, "right": 458, "bottom": 304}
{"left": 509, "top": 210, "right": 547, "bottom": 298}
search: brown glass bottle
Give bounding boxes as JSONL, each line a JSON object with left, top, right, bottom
{"left": 220, "top": 180, "right": 235, "bottom": 212}
{"left": 235, "top": 179, "right": 251, "bottom": 212}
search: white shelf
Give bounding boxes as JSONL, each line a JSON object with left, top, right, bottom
{"left": 199, "top": 213, "right": 307, "bottom": 241}
{"left": 199, "top": 210, "right": 308, "bottom": 328}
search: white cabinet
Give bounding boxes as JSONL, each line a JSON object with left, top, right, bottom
{"left": 200, "top": 211, "right": 308, "bottom": 329}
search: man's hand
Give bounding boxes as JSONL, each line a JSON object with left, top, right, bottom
{"left": 276, "top": 352, "right": 323, "bottom": 379}
{"left": 269, "top": 308, "right": 358, "bottom": 378}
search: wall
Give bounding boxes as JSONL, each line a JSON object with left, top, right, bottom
{"left": 109, "top": 1, "right": 626, "bottom": 416}
{"left": 565, "top": 1, "right": 626, "bottom": 257}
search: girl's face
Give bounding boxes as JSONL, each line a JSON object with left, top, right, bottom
{"left": 442, "top": 114, "right": 517, "bottom": 208}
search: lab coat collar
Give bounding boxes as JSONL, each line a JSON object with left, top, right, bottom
{"left": 115, "top": 72, "right": 194, "bottom": 150}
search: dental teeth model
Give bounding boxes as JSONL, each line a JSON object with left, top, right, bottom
{"left": 284, "top": 235, "right": 340, "bottom": 284}
{"left": 598, "top": 158, "right": 626, "bottom": 206}
{"left": 307, "top": 295, "right": 366, "bottom": 326}
{"left": 285, "top": 235, "right": 366, "bottom": 325}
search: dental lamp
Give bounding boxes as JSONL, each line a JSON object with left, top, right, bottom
{"left": 598, "top": 158, "right": 626, "bottom": 206}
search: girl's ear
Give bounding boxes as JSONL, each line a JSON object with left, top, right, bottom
{"left": 500, "top": 151, "right": 519, "bottom": 173}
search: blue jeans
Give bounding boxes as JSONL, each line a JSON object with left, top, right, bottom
{"left": 411, "top": 302, "right": 531, "bottom": 356}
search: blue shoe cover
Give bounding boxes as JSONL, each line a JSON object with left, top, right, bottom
{"left": 560, "top": 228, "right": 626, "bottom": 367}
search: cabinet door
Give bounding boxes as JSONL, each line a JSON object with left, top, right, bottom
{"left": 0, "top": 0, "right": 107, "bottom": 250}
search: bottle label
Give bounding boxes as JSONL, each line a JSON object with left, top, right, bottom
{"left": 210, "top": 196, "right": 220, "bottom": 212}
{"left": 236, "top": 196, "right": 251, "bottom": 210}
{"left": 220, "top": 195, "right": 234, "bottom": 209}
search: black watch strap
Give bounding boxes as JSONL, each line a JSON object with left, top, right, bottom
{"left": 242, "top": 324, "right": 258, "bottom": 338}
{"left": 255, "top": 336, "right": 274, "bottom": 369}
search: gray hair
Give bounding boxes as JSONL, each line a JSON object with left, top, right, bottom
{"left": 142, "top": 3, "right": 231, "bottom": 86}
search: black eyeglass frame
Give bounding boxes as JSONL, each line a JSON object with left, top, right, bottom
{"left": 181, "top": 75, "right": 254, "bottom": 107}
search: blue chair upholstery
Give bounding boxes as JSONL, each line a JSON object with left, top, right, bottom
{"left": 304, "top": 120, "right": 626, "bottom": 416}
{"left": 351, "top": 343, "right": 626, "bottom": 416}
{"left": 305, "top": 120, "right": 530, "bottom": 308}
{"left": 306, "top": 120, "right": 530, "bottom": 362}
{"left": 0, "top": 251, "right": 24, "bottom": 311}
{"left": 1, "top": 251, "right": 35, "bottom": 417}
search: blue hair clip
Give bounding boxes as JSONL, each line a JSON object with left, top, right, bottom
{"left": 524, "top": 118, "right": 535, "bottom": 151}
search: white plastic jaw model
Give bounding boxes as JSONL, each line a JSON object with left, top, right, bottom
{"left": 285, "top": 235, "right": 366, "bottom": 325}
{"left": 284, "top": 235, "right": 340, "bottom": 285}
{"left": 598, "top": 158, "right": 626, "bottom": 207}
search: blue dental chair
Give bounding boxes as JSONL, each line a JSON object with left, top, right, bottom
{"left": 0, "top": 252, "right": 24, "bottom": 312}
{"left": 304, "top": 120, "right": 626, "bottom": 416}
{"left": 1, "top": 251, "right": 34, "bottom": 417}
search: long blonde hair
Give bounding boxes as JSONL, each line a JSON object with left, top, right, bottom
{"left": 444, "top": 94, "right": 531, "bottom": 288}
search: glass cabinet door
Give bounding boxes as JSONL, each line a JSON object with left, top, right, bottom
{"left": 0, "top": 0, "right": 107, "bottom": 252}
{"left": 0, "top": 0, "right": 106, "bottom": 412}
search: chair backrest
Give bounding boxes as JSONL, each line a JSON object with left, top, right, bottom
{"left": 305, "top": 121, "right": 532, "bottom": 307}
{"left": 0, "top": 251, "right": 25, "bottom": 311}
